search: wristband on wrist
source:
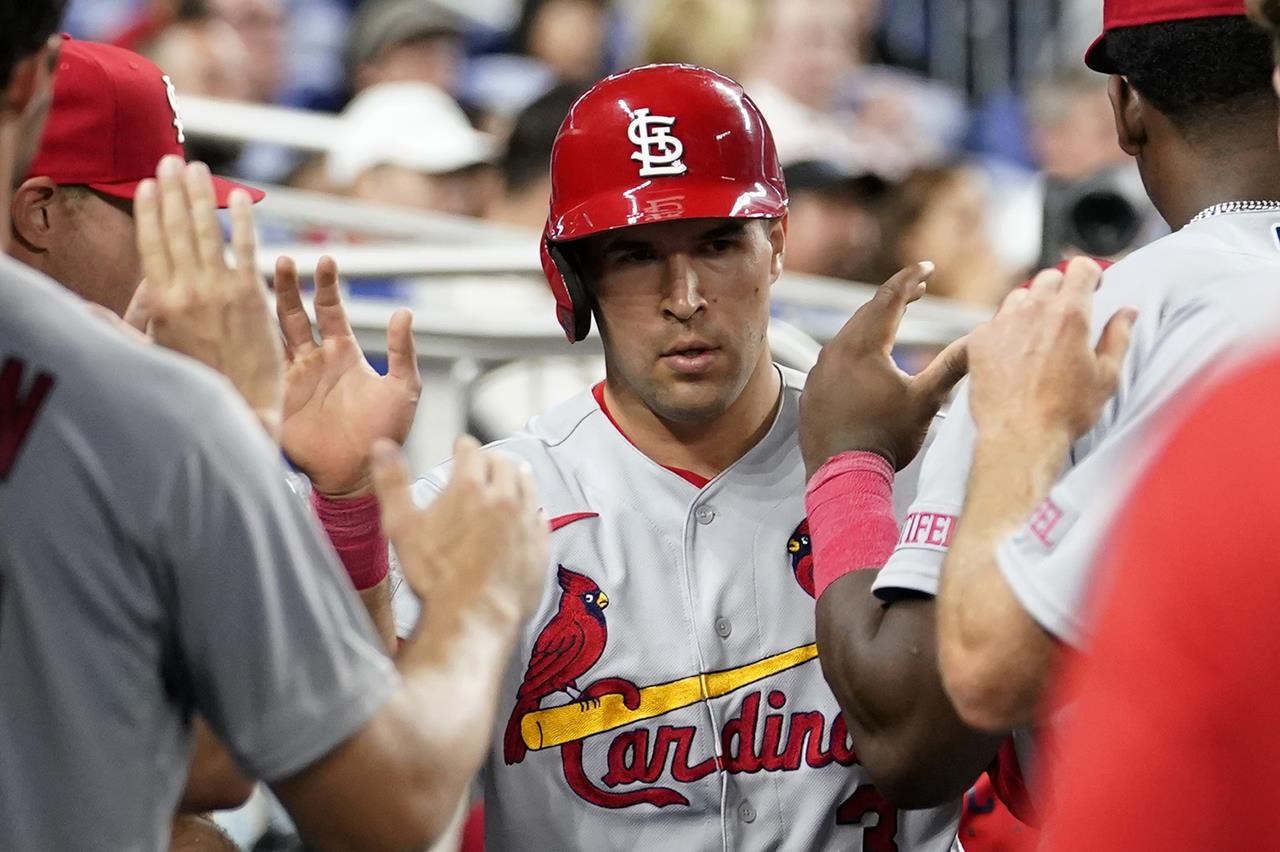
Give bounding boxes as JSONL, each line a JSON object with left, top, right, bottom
{"left": 805, "top": 451, "right": 899, "bottom": 599}
{"left": 311, "top": 490, "right": 389, "bottom": 591}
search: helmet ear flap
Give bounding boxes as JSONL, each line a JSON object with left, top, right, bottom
{"left": 543, "top": 240, "right": 594, "bottom": 342}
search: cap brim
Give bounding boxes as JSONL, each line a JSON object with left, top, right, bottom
{"left": 547, "top": 180, "right": 788, "bottom": 243}
{"left": 1084, "top": 32, "right": 1117, "bottom": 73}
{"left": 89, "top": 175, "right": 267, "bottom": 208}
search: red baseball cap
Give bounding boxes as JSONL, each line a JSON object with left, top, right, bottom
{"left": 1085, "top": 0, "right": 1247, "bottom": 72}
{"left": 25, "top": 37, "right": 264, "bottom": 207}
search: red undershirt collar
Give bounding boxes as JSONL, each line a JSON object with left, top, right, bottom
{"left": 592, "top": 382, "right": 711, "bottom": 489}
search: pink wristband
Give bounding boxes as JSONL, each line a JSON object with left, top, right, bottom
{"left": 311, "top": 491, "right": 389, "bottom": 591}
{"left": 805, "top": 451, "right": 899, "bottom": 600}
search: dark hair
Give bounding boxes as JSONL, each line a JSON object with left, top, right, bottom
{"left": 501, "top": 83, "right": 584, "bottom": 194}
{"left": 1105, "top": 17, "right": 1275, "bottom": 136}
{"left": 0, "top": 0, "right": 66, "bottom": 91}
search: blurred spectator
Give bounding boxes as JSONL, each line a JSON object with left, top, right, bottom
{"left": 460, "top": 0, "right": 609, "bottom": 125}
{"left": 106, "top": 0, "right": 208, "bottom": 51}
{"left": 207, "top": 0, "right": 285, "bottom": 101}
{"left": 746, "top": 0, "right": 859, "bottom": 167}
{"left": 487, "top": 83, "right": 583, "bottom": 231}
{"left": 635, "top": 0, "right": 761, "bottom": 79}
{"left": 144, "top": 17, "right": 254, "bottom": 174}
{"left": 1026, "top": 68, "right": 1126, "bottom": 183}
{"left": 513, "top": 0, "right": 610, "bottom": 83}
{"left": 746, "top": 0, "right": 965, "bottom": 178}
{"left": 779, "top": 159, "right": 884, "bottom": 281}
{"left": 146, "top": 17, "right": 252, "bottom": 100}
{"left": 1027, "top": 68, "right": 1164, "bottom": 267}
{"left": 872, "top": 165, "right": 1009, "bottom": 307}
{"left": 327, "top": 81, "right": 498, "bottom": 216}
{"left": 344, "top": 0, "right": 463, "bottom": 98}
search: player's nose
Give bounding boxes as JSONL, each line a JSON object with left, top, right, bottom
{"left": 661, "top": 254, "right": 706, "bottom": 321}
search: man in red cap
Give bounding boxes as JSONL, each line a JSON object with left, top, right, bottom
{"left": 6, "top": 37, "right": 433, "bottom": 846}
{"left": 799, "top": 0, "right": 1280, "bottom": 833}
{"left": 1017, "top": 1, "right": 1280, "bottom": 846}
{"left": 9, "top": 36, "right": 263, "bottom": 317}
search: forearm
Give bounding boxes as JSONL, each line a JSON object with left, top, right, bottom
{"left": 358, "top": 577, "right": 397, "bottom": 654}
{"left": 816, "top": 573, "right": 1002, "bottom": 806}
{"left": 169, "top": 814, "right": 240, "bottom": 852}
{"left": 178, "top": 719, "right": 254, "bottom": 813}
{"left": 937, "top": 430, "right": 1064, "bottom": 730}
{"left": 365, "top": 600, "right": 518, "bottom": 841}
{"left": 312, "top": 490, "right": 397, "bottom": 653}
{"left": 274, "top": 598, "right": 520, "bottom": 852}
{"left": 807, "top": 451, "right": 1001, "bottom": 804}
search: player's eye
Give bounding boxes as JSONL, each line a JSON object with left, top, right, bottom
{"left": 704, "top": 238, "right": 737, "bottom": 255}
{"left": 609, "top": 246, "right": 654, "bottom": 265}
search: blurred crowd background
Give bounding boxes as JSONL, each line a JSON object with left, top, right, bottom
{"left": 60, "top": 0, "right": 1153, "bottom": 311}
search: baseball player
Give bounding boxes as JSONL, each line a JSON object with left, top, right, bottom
{"left": 1038, "top": 330, "right": 1280, "bottom": 850}
{"left": 0, "top": 6, "right": 549, "bottom": 847}
{"left": 801, "top": 0, "right": 1280, "bottom": 822}
{"left": 10, "top": 37, "right": 424, "bottom": 823}
{"left": 974, "top": 2, "right": 1280, "bottom": 844}
{"left": 10, "top": 37, "right": 265, "bottom": 319}
{"left": 391, "top": 64, "right": 969, "bottom": 851}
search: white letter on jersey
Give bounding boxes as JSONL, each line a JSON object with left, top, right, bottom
{"left": 628, "top": 108, "right": 687, "bottom": 177}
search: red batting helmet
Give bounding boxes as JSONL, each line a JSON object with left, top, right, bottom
{"left": 541, "top": 64, "right": 789, "bottom": 342}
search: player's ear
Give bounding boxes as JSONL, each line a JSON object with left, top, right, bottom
{"left": 1108, "top": 75, "right": 1146, "bottom": 156}
{"left": 10, "top": 177, "right": 58, "bottom": 253}
{"left": 767, "top": 214, "right": 788, "bottom": 284}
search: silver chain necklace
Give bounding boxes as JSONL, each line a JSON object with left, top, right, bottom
{"left": 1188, "top": 199, "right": 1280, "bottom": 224}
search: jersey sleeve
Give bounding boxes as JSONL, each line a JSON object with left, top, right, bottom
{"left": 995, "top": 298, "right": 1238, "bottom": 647}
{"left": 157, "top": 392, "right": 397, "bottom": 783}
{"left": 390, "top": 473, "right": 447, "bottom": 639}
{"left": 1041, "top": 351, "right": 1280, "bottom": 852}
{"left": 872, "top": 385, "right": 978, "bottom": 600}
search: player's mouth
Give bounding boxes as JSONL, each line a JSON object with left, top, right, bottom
{"left": 660, "top": 339, "right": 719, "bottom": 375}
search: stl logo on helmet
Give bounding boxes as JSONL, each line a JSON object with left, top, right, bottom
{"left": 627, "top": 108, "right": 687, "bottom": 177}
{"left": 161, "top": 74, "right": 186, "bottom": 145}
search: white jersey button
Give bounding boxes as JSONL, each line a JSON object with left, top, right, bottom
{"left": 738, "top": 801, "right": 756, "bottom": 824}
{"left": 715, "top": 617, "right": 732, "bottom": 638}
{"left": 695, "top": 506, "right": 716, "bottom": 525}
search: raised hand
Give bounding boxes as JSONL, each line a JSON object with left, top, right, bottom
{"left": 276, "top": 255, "right": 422, "bottom": 497}
{"left": 968, "top": 256, "right": 1136, "bottom": 444}
{"left": 370, "top": 436, "right": 549, "bottom": 623}
{"left": 799, "top": 262, "right": 969, "bottom": 476}
{"left": 135, "top": 155, "right": 284, "bottom": 438}
{"left": 123, "top": 278, "right": 153, "bottom": 333}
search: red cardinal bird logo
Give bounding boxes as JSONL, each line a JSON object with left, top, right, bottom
{"left": 503, "top": 566, "right": 610, "bottom": 765}
{"left": 788, "top": 519, "right": 814, "bottom": 599}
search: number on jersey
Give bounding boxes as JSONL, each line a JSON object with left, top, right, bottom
{"left": 837, "top": 784, "right": 900, "bottom": 852}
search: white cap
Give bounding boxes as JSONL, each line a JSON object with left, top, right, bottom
{"left": 327, "top": 82, "right": 496, "bottom": 187}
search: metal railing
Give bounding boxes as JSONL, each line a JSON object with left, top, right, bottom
{"left": 182, "top": 97, "right": 990, "bottom": 468}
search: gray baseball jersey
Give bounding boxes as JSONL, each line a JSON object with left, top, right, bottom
{"left": 394, "top": 367, "right": 960, "bottom": 852}
{"left": 0, "top": 256, "right": 397, "bottom": 851}
{"left": 875, "top": 209, "right": 1280, "bottom": 647}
